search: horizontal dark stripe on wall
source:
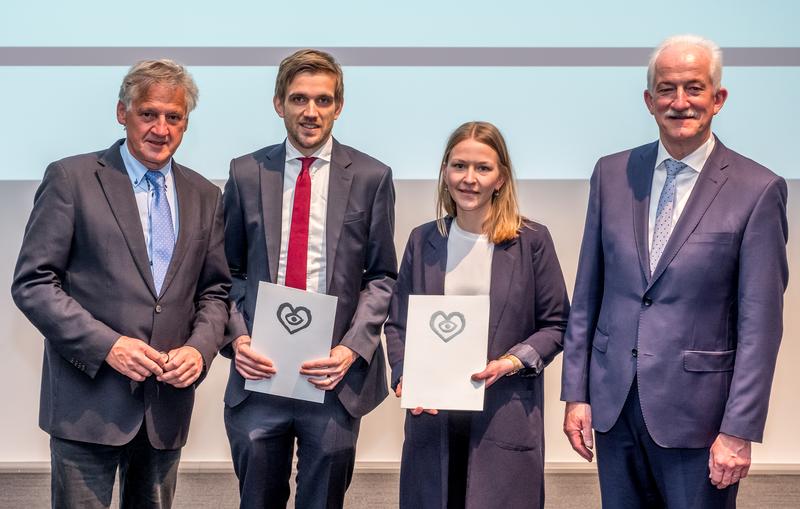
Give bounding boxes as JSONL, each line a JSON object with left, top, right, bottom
{"left": 1, "top": 47, "right": 799, "bottom": 66}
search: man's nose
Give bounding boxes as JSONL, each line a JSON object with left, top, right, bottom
{"left": 152, "top": 116, "right": 169, "bottom": 136}
{"left": 672, "top": 88, "right": 690, "bottom": 110}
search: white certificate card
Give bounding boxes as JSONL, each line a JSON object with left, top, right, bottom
{"left": 244, "top": 282, "right": 338, "bottom": 404}
{"left": 401, "top": 295, "right": 490, "bottom": 411}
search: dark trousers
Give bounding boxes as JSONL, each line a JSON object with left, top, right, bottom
{"left": 50, "top": 424, "right": 181, "bottom": 509}
{"left": 595, "top": 381, "right": 738, "bottom": 509}
{"left": 224, "top": 391, "right": 360, "bottom": 509}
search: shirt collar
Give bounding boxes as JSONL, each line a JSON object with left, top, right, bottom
{"left": 284, "top": 135, "right": 333, "bottom": 166}
{"left": 120, "top": 140, "right": 173, "bottom": 188}
{"left": 655, "top": 134, "right": 715, "bottom": 174}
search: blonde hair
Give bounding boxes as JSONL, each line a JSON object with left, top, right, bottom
{"left": 435, "top": 121, "right": 523, "bottom": 244}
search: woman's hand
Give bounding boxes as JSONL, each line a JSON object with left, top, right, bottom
{"left": 471, "top": 357, "right": 517, "bottom": 388}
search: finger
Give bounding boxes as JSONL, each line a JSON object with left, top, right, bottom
{"left": 720, "top": 465, "right": 735, "bottom": 489}
{"left": 170, "top": 367, "right": 201, "bottom": 388}
{"left": 142, "top": 347, "right": 167, "bottom": 368}
{"left": 235, "top": 362, "right": 272, "bottom": 380}
{"left": 301, "top": 358, "right": 334, "bottom": 370}
{"left": 582, "top": 427, "right": 594, "bottom": 450}
{"left": 411, "top": 407, "right": 423, "bottom": 416}
{"left": 709, "top": 458, "right": 724, "bottom": 486}
{"left": 235, "top": 354, "right": 276, "bottom": 376}
{"left": 471, "top": 369, "right": 490, "bottom": 381}
{"left": 424, "top": 409, "right": 439, "bottom": 415}
{"left": 300, "top": 366, "right": 340, "bottom": 377}
{"left": 566, "top": 431, "right": 593, "bottom": 461}
{"left": 240, "top": 347, "right": 274, "bottom": 366}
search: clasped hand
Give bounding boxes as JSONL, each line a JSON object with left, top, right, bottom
{"left": 105, "top": 336, "right": 203, "bottom": 388}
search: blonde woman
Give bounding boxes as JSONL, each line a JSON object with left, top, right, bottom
{"left": 385, "top": 121, "right": 570, "bottom": 508}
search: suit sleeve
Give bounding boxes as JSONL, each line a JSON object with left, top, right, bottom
{"left": 11, "top": 162, "right": 121, "bottom": 378}
{"left": 220, "top": 161, "right": 250, "bottom": 358}
{"left": 184, "top": 187, "right": 232, "bottom": 378}
{"left": 506, "top": 226, "right": 570, "bottom": 375}
{"left": 383, "top": 232, "right": 415, "bottom": 389}
{"left": 560, "top": 160, "right": 605, "bottom": 403}
{"left": 720, "top": 176, "right": 788, "bottom": 442}
{"left": 339, "top": 166, "right": 398, "bottom": 364}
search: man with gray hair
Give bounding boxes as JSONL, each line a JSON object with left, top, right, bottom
{"left": 12, "top": 59, "right": 230, "bottom": 508}
{"left": 561, "top": 35, "right": 788, "bottom": 507}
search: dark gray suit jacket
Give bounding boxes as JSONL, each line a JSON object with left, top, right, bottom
{"left": 223, "top": 139, "right": 396, "bottom": 418}
{"left": 11, "top": 140, "right": 231, "bottom": 450}
{"left": 384, "top": 219, "right": 569, "bottom": 508}
{"left": 561, "top": 138, "right": 789, "bottom": 448}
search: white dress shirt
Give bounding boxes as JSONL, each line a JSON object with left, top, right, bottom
{"left": 120, "top": 141, "right": 179, "bottom": 264}
{"left": 444, "top": 220, "right": 494, "bottom": 296}
{"left": 648, "top": 135, "right": 715, "bottom": 251}
{"left": 276, "top": 137, "right": 332, "bottom": 293}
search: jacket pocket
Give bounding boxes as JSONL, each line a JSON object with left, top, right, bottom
{"left": 683, "top": 350, "right": 736, "bottom": 372}
{"left": 687, "top": 232, "right": 735, "bottom": 244}
{"left": 592, "top": 328, "right": 609, "bottom": 353}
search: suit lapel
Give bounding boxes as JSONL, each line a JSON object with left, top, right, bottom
{"left": 325, "top": 139, "right": 354, "bottom": 292}
{"left": 648, "top": 139, "right": 729, "bottom": 289}
{"left": 261, "top": 144, "right": 286, "bottom": 283}
{"left": 95, "top": 141, "right": 157, "bottom": 297}
{"left": 489, "top": 237, "right": 517, "bottom": 341}
{"left": 159, "top": 162, "right": 199, "bottom": 295}
{"left": 423, "top": 220, "right": 448, "bottom": 296}
{"left": 630, "top": 142, "right": 658, "bottom": 285}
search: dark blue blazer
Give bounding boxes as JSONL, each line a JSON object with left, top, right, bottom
{"left": 384, "top": 218, "right": 570, "bottom": 508}
{"left": 561, "top": 138, "right": 789, "bottom": 447}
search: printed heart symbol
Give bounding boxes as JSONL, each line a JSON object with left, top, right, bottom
{"left": 429, "top": 311, "right": 466, "bottom": 343}
{"left": 276, "top": 302, "right": 312, "bottom": 335}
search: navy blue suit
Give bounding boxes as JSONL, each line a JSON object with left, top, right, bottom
{"left": 561, "top": 138, "right": 789, "bottom": 507}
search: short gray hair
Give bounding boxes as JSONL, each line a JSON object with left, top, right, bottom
{"left": 118, "top": 59, "right": 199, "bottom": 113}
{"left": 647, "top": 34, "right": 723, "bottom": 93}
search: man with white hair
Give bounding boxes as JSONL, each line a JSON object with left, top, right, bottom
{"left": 561, "top": 35, "right": 788, "bottom": 507}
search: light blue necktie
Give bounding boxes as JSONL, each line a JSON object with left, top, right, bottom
{"left": 145, "top": 171, "right": 175, "bottom": 295}
{"left": 650, "top": 159, "right": 686, "bottom": 274}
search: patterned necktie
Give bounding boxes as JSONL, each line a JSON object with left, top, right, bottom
{"left": 285, "top": 157, "right": 317, "bottom": 290}
{"left": 650, "top": 159, "right": 686, "bottom": 274}
{"left": 145, "top": 171, "right": 175, "bottom": 295}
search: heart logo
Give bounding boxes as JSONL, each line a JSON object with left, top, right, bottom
{"left": 429, "top": 311, "right": 466, "bottom": 342}
{"left": 276, "top": 302, "right": 312, "bottom": 335}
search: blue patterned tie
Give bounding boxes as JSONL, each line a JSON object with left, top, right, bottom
{"left": 650, "top": 159, "right": 686, "bottom": 274}
{"left": 145, "top": 171, "right": 175, "bottom": 295}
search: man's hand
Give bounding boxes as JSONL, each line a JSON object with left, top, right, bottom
{"left": 471, "top": 358, "right": 516, "bottom": 389}
{"left": 157, "top": 346, "right": 203, "bottom": 388}
{"left": 564, "top": 402, "right": 594, "bottom": 462}
{"left": 394, "top": 377, "right": 438, "bottom": 415}
{"left": 232, "top": 335, "right": 276, "bottom": 380}
{"left": 300, "top": 345, "right": 357, "bottom": 391}
{"left": 105, "top": 336, "right": 166, "bottom": 381}
{"left": 709, "top": 433, "right": 751, "bottom": 489}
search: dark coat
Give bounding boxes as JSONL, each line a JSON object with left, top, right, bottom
{"left": 384, "top": 218, "right": 570, "bottom": 509}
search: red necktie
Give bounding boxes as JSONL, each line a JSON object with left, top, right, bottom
{"left": 285, "top": 156, "right": 316, "bottom": 290}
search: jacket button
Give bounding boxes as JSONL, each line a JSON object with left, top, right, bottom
{"left": 155, "top": 304, "right": 162, "bottom": 313}
{"left": 642, "top": 297, "right": 653, "bottom": 307}
{"left": 632, "top": 348, "right": 638, "bottom": 357}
